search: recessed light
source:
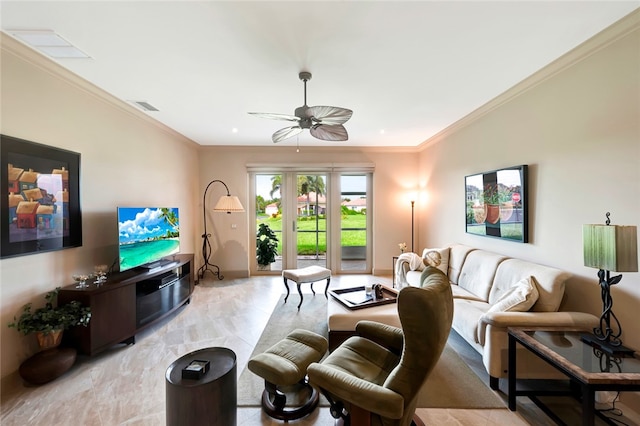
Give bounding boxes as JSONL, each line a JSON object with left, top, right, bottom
{"left": 6, "top": 30, "right": 91, "bottom": 59}
{"left": 232, "top": 128, "right": 239, "bottom": 133}
{"left": 379, "top": 129, "right": 386, "bottom": 134}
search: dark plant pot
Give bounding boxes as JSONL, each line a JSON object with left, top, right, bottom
{"left": 19, "top": 347, "right": 77, "bottom": 385}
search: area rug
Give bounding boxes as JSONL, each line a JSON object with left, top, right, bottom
{"left": 237, "top": 294, "right": 505, "bottom": 409}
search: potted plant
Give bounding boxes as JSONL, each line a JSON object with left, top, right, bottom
{"left": 481, "top": 184, "right": 501, "bottom": 224}
{"left": 8, "top": 287, "right": 91, "bottom": 350}
{"left": 256, "top": 223, "right": 279, "bottom": 270}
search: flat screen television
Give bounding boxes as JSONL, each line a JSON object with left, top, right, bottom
{"left": 117, "top": 207, "right": 180, "bottom": 271}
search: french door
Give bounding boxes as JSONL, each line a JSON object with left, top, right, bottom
{"left": 251, "top": 169, "right": 371, "bottom": 274}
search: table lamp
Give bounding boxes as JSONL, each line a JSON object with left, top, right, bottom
{"left": 582, "top": 212, "right": 638, "bottom": 355}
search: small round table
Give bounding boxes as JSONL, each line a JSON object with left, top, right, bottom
{"left": 165, "top": 347, "right": 237, "bottom": 426}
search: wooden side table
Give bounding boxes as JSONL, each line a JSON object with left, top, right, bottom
{"left": 166, "top": 347, "right": 237, "bottom": 426}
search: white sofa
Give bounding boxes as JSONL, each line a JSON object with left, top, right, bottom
{"left": 328, "top": 244, "right": 599, "bottom": 389}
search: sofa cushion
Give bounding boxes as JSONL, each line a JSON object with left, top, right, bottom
{"left": 452, "top": 299, "right": 490, "bottom": 345}
{"left": 457, "top": 250, "right": 508, "bottom": 302}
{"left": 487, "top": 276, "right": 539, "bottom": 313}
{"left": 450, "top": 284, "right": 485, "bottom": 302}
{"left": 489, "top": 259, "right": 570, "bottom": 312}
{"left": 421, "top": 247, "right": 450, "bottom": 275}
{"left": 447, "top": 245, "right": 476, "bottom": 284}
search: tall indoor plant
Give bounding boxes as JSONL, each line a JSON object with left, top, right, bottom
{"left": 8, "top": 287, "right": 91, "bottom": 350}
{"left": 256, "top": 223, "right": 279, "bottom": 270}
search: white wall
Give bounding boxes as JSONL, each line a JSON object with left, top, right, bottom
{"left": 0, "top": 35, "right": 199, "bottom": 379}
{"left": 417, "top": 16, "right": 639, "bottom": 406}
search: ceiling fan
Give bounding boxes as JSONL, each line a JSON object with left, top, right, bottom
{"left": 249, "top": 71, "right": 353, "bottom": 143}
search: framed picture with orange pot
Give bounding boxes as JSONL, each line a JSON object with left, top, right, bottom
{"left": 465, "top": 165, "right": 528, "bottom": 243}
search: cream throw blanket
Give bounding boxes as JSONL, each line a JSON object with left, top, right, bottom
{"left": 395, "top": 252, "right": 424, "bottom": 287}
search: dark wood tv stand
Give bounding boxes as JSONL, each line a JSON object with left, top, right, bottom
{"left": 58, "top": 253, "right": 194, "bottom": 356}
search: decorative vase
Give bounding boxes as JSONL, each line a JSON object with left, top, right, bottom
{"left": 485, "top": 204, "right": 500, "bottom": 224}
{"left": 257, "top": 264, "right": 271, "bottom": 271}
{"left": 35, "top": 330, "right": 63, "bottom": 351}
{"left": 472, "top": 205, "right": 487, "bottom": 224}
{"left": 500, "top": 202, "right": 514, "bottom": 222}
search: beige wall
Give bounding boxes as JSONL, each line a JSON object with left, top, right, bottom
{"left": 196, "top": 146, "right": 419, "bottom": 277}
{"left": 417, "top": 17, "right": 639, "bottom": 406}
{"left": 0, "top": 35, "right": 200, "bottom": 378}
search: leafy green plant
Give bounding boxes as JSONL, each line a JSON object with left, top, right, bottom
{"left": 482, "top": 184, "right": 514, "bottom": 205}
{"left": 8, "top": 287, "right": 91, "bottom": 335}
{"left": 481, "top": 184, "right": 500, "bottom": 205}
{"left": 256, "top": 223, "right": 279, "bottom": 266}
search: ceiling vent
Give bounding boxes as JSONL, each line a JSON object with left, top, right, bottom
{"left": 130, "top": 101, "right": 159, "bottom": 112}
{"left": 6, "top": 29, "right": 91, "bottom": 59}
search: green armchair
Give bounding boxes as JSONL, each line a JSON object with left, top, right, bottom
{"left": 307, "top": 266, "right": 453, "bottom": 426}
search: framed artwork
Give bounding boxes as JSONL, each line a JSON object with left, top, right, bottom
{"left": 1, "top": 135, "right": 82, "bottom": 258}
{"left": 465, "top": 165, "right": 528, "bottom": 243}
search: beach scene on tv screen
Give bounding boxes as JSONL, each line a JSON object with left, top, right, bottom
{"left": 118, "top": 207, "right": 179, "bottom": 271}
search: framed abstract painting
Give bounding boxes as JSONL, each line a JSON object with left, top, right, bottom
{"left": 465, "top": 165, "right": 528, "bottom": 243}
{"left": 1, "top": 134, "right": 82, "bottom": 258}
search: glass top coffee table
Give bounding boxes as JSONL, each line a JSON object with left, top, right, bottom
{"left": 508, "top": 328, "right": 640, "bottom": 426}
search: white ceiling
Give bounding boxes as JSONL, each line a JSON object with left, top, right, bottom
{"left": 2, "top": 1, "right": 638, "bottom": 147}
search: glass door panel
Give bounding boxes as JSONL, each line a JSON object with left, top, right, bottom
{"left": 296, "top": 174, "right": 327, "bottom": 268}
{"left": 255, "top": 174, "right": 283, "bottom": 272}
{"left": 340, "top": 174, "right": 369, "bottom": 272}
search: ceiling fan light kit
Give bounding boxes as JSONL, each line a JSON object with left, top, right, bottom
{"left": 249, "top": 71, "right": 353, "bottom": 144}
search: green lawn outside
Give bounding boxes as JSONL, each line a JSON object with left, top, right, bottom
{"left": 257, "top": 214, "right": 366, "bottom": 255}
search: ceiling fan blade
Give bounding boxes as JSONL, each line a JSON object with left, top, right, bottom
{"left": 272, "top": 126, "right": 303, "bottom": 143}
{"left": 310, "top": 124, "right": 348, "bottom": 141}
{"left": 249, "top": 112, "right": 300, "bottom": 122}
{"left": 306, "top": 106, "right": 353, "bottom": 125}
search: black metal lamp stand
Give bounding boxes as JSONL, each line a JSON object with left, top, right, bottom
{"left": 580, "top": 268, "right": 634, "bottom": 355}
{"left": 197, "top": 179, "right": 244, "bottom": 283}
{"left": 411, "top": 200, "right": 415, "bottom": 253}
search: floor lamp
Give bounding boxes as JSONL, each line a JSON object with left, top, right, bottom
{"left": 411, "top": 200, "right": 415, "bottom": 253}
{"left": 197, "top": 179, "right": 244, "bottom": 282}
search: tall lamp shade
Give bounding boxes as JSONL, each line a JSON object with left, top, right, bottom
{"left": 583, "top": 224, "right": 638, "bottom": 273}
{"left": 214, "top": 195, "right": 245, "bottom": 213}
{"left": 198, "top": 180, "right": 245, "bottom": 282}
{"left": 581, "top": 213, "right": 638, "bottom": 354}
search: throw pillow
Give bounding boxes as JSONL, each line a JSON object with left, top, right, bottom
{"left": 487, "top": 276, "right": 539, "bottom": 313}
{"left": 421, "top": 247, "right": 450, "bottom": 275}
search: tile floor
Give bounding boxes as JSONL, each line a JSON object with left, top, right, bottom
{"left": 1, "top": 274, "right": 636, "bottom": 425}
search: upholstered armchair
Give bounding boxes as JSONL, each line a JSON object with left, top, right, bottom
{"left": 307, "top": 266, "right": 453, "bottom": 426}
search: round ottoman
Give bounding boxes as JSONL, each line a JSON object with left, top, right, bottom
{"left": 248, "top": 329, "right": 328, "bottom": 420}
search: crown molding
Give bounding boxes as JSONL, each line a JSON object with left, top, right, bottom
{"left": 419, "top": 8, "right": 640, "bottom": 151}
{"left": 1, "top": 32, "right": 198, "bottom": 147}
